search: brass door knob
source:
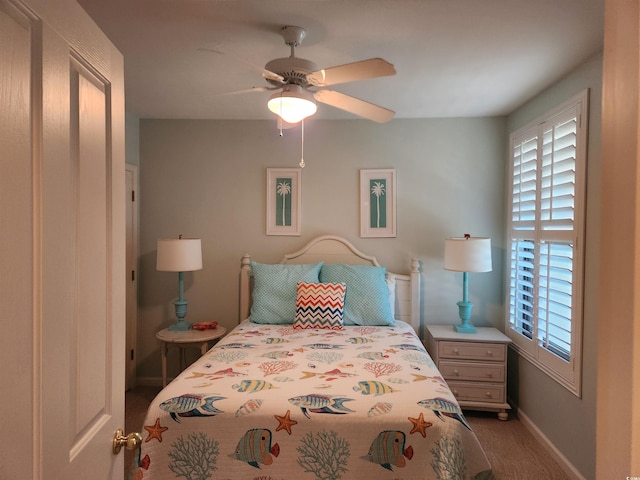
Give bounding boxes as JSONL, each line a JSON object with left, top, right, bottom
{"left": 113, "top": 429, "right": 142, "bottom": 455}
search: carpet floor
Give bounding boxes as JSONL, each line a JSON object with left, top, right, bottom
{"left": 125, "top": 386, "right": 571, "bottom": 479}
{"left": 465, "top": 410, "right": 570, "bottom": 479}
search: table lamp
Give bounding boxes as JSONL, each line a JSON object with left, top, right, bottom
{"left": 444, "top": 234, "right": 492, "bottom": 333}
{"left": 156, "top": 235, "right": 203, "bottom": 331}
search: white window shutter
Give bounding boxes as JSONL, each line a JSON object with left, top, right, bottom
{"left": 506, "top": 90, "right": 587, "bottom": 396}
{"left": 512, "top": 134, "right": 538, "bottom": 230}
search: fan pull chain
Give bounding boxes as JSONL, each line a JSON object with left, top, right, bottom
{"left": 299, "top": 119, "right": 305, "bottom": 168}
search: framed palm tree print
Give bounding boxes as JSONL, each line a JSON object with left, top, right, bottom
{"left": 266, "top": 167, "right": 302, "bottom": 236}
{"left": 360, "top": 168, "right": 396, "bottom": 238}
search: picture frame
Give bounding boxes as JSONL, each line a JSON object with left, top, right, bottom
{"left": 266, "top": 167, "right": 302, "bottom": 236}
{"left": 360, "top": 168, "right": 397, "bottom": 238}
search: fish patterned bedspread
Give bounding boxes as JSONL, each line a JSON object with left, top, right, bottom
{"left": 131, "top": 321, "right": 494, "bottom": 480}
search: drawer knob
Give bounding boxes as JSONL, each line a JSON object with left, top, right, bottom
{"left": 453, "top": 369, "right": 459, "bottom": 375}
{"left": 486, "top": 350, "right": 493, "bottom": 356}
{"left": 453, "top": 390, "right": 459, "bottom": 397}
{"left": 485, "top": 391, "right": 492, "bottom": 398}
{"left": 453, "top": 348, "right": 459, "bottom": 354}
{"left": 486, "top": 372, "right": 493, "bottom": 378}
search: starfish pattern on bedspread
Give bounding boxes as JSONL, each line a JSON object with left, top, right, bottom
{"left": 274, "top": 409, "right": 298, "bottom": 435}
{"left": 144, "top": 418, "right": 169, "bottom": 443}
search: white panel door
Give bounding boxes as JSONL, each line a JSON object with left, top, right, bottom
{"left": 0, "top": 0, "right": 126, "bottom": 478}
{"left": 0, "top": 2, "right": 36, "bottom": 477}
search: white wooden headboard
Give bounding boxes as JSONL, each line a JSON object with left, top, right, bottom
{"left": 239, "top": 235, "right": 422, "bottom": 336}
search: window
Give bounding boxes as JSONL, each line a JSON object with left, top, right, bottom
{"left": 506, "top": 90, "right": 588, "bottom": 396}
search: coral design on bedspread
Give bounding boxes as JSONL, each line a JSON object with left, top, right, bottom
{"left": 130, "top": 321, "right": 494, "bottom": 480}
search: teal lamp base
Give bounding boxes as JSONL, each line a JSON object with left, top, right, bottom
{"left": 454, "top": 294, "right": 477, "bottom": 333}
{"left": 168, "top": 319, "right": 191, "bottom": 331}
{"left": 454, "top": 323, "right": 477, "bottom": 333}
{"left": 168, "top": 298, "right": 191, "bottom": 331}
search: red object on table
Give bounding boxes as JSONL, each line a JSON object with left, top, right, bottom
{"left": 192, "top": 322, "right": 218, "bottom": 330}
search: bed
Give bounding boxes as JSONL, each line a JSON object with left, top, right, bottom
{"left": 131, "top": 236, "right": 494, "bottom": 480}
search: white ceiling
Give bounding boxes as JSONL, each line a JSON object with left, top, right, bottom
{"left": 77, "top": 0, "right": 604, "bottom": 121}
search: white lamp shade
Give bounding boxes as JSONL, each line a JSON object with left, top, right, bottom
{"left": 268, "top": 85, "right": 317, "bottom": 124}
{"left": 156, "top": 238, "right": 203, "bottom": 272}
{"left": 444, "top": 237, "right": 492, "bottom": 272}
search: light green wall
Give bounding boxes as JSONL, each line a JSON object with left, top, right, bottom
{"left": 136, "top": 117, "right": 506, "bottom": 380}
{"left": 506, "top": 53, "right": 602, "bottom": 480}
{"left": 125, "top": 112, "right": 140, "bottom": 167}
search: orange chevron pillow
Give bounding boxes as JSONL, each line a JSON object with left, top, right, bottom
{"left": 294, "top": 282, "right": 346, "bottom": 330}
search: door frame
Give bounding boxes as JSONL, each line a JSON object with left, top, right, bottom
{"left": 125, "top": 163, "right": 139, "bottom": 390}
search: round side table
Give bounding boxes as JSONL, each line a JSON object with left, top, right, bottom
{"left": 156, "top": 326, "right": 227, "bottom": 387}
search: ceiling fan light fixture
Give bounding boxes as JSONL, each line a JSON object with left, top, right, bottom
{"left": 268, "top": 85, "right": 317, "bottom": 124}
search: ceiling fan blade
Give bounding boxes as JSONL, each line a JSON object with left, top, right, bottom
{"left": 215, "top": 86, "right": 278, "bottom": 96}
{"left": 314, "top": 89, "right": 395, "bottom": 123}
{"left": 307, "top": 58, "right": 396, "bottom": 87}
{"left": 198, "top": 47, "right": 285, "bottom": 84}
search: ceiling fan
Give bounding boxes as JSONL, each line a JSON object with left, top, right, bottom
{"left": 222, "top": 25, "right": 396, "bottom": 124}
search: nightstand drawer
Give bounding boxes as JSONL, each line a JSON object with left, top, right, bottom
{"left": 439, "top": 341, "right": 506, "bottom": 362}
{"left": 449, "top": 382, "right": 506, "bottom": 404}
{"left": 427, "top": 326, "right": 511, "bottom": 419}
{"left": 439, "top": 360, "right": 505, "bottom": 383}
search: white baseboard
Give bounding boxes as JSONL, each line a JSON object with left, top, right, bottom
{"left": 517, "top": 408, "right": 586, "bottom": 480}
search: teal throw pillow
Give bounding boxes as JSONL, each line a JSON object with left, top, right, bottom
{"left": 320, "top": 264, "right": 395, "bottom": 326}
{"left": 250, "top": 261, "right": 323, "bottom": 324}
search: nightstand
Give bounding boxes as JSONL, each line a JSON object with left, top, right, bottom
{"left": 426, "top": 325, "right": 511, "bottom": 420}
{"left": 156, "top": 326, "right": 227, "bottom": 387}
